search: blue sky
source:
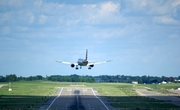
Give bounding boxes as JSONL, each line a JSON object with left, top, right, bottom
{"left": 0, "top": 0, "right": 180, "bottom": 77}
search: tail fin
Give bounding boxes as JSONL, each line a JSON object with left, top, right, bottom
{"left": 85, "top": 49, "right": 88, "bottom": 61}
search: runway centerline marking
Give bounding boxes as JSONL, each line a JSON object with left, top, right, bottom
{"left": 76, "top": 95, "right": 79, "bottom": 110}
{"left": 91, "top": 88, "right": 109, "bottom": 110}
{"left": 46, "top": 87, "right": 63, "bottom": 110}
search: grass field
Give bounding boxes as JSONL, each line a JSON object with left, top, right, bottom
{"left": 0, "top": 81, "right": 180, "bottom": 109}
{"left": 145, "top": 83, "right": 180, "bottom": 94}
{"left": 85, "top": 83, "right": 180, "bottom": 109}
{"left": 0, "top": 81, "right": 69, "bottom": 109}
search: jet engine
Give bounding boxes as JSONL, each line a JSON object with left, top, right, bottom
{"left": 89, "top": 65, "right": 94, "bottom": 67}
{"left": 88, "top": 64, "right": 94, "bottom": 69}
{"left": 71, "top": 64, "right": 75, "bottom": 68}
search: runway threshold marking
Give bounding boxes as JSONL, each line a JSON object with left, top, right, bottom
{"left": 46, "top": 87, "right": 63, "bottom": 110}
{"left": 91, "top": 88, "right": 109, "bottom": 110}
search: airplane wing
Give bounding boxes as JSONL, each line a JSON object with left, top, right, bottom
{"left": 88, "top": 60, "right": 112, "bottom": 65}
{"left": 56, "top": 61, "right": 78, "bottom": 65}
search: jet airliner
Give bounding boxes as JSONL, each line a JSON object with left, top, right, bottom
{"left": 56, "top": 50, "right": 111, "bottom": 70}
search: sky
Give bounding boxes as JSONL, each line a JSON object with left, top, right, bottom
{"left": 0, "top": 0, "right": 180, "bottom": 77}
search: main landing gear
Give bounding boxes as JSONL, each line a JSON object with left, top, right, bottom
{"left": 75, "top": 66, "right": 82, "bottom": 70}
{"left": 75, "top": 65, "right": 78, "bottom": 70}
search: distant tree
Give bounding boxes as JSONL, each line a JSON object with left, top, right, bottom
{"left": 0, "top": 76, "right": 6, "bottom": 82}
{"left": 71, "top": 75, "right": 79, "bottom": 82}
{"left": 1, "top": 74, "right": 180, "bottom": 83}
{"left": 161, "top": 76, "right": 167, "bottom": 82}
{"left": 36, "top": 75, "right": 43, "bottom": 80}
{"left": 6, "top": 74, "right": 17, "bottom": 82}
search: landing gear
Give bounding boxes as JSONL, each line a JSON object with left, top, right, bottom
{"left": 88, "top": 67, "right": 91, "bottom": 69}
{"left": 80, "top": 66, "right": 82, "bottom": 69}
{"left": 75, "top": 65, "right": 79, "bottom": 70}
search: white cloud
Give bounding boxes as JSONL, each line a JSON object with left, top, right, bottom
{"left": 0, "top": 0, "right": 179, "bottom": 38}
{"left": 153, "top": 16, "right": 180, "bottom": 25}
{"left": 172, "top": 0, "right": 180, "bottom": 7}
{"left": 127, "top": 0, "right": 148, "bottom": 10}
{"left": 34, "top": 0, "right": 42, "bottom": 7}
{"left": 124, "top": 0, "right": 157, "bottom": 15}
{"left": 82, "top": 2, "right": 121, "bottom": 25}
{"left": 38, "top": 14, "right": 47, "bottom": 24}
{"left": 98, "top": 1, "right": 120, "bottom": 15}
{"left": 125, "top": 0, "right": 179, "bottom": 17}
{"left": 28, "top": 13, "right": 35, "bottom": 24}
{"left": 82, "top": 4, "right": 96, "bottom": 8}
{"left": 147, "top": 1, "right": 171, "bottom": 15}
{"left": 169, "top": 34, "right": 179, "bottom": 39}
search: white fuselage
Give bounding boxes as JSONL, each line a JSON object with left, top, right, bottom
{"left": 77, "top": 59, "right": 88, "bottom": 66}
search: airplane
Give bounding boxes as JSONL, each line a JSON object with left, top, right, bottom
{"left": 56, "top": 49, "right": 112, "bottom": 70}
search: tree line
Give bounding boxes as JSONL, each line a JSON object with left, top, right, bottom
{"left": 0, "top": 74, "right": 95, "bottom": 83}
{"left": 95, "top": 75, "right": 180, "bottom": 84}
{"left": 0, "top": 74, "right": 180, "bottom": 84}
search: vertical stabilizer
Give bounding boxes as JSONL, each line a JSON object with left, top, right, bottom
{"left": 85, "top": 49, "right": 88, "bottom": 61}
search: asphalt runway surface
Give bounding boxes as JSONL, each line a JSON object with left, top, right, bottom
{"left": 168, "top": 89, "right": 180, "bottom": 96}
{"left": 41, "top": 87, "right": 109, "bottom": 110}
{"left": 136, "top": 89, "right": 180, "bottom": 107}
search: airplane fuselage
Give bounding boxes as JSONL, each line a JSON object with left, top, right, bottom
{"left": 77, "top": 59, "right": 88, "bottom": 66}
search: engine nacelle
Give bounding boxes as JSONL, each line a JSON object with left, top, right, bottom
{"left": 89, "top": 64, "right": 94, "bottom": 67}
{"left": 71, "top": 64, "right": 75, "bottom": 68}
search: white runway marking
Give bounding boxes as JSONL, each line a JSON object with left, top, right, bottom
{"left": 67, "top": 89, "right": 72, "bottom": 91}
{"left": 46, "top": 87, "right": 63, "bottom": 110}
{"left": 91, "top": 88, "right": 109, "bottom": 110}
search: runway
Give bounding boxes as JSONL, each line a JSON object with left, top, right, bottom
{"left": 41, "top": 87, "right": 109, "bottom": 110}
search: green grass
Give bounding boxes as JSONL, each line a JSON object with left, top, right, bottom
{"left": 85, "top": 83, "right": 139, "bottom": 96}
{"left": 142, "top": 83, "right": 180, "bottom": 90}
{"left": 85, "top": 83, "right": 180, "bottom": 109}
{"left": 0, "top": 95, "right": 48, "bottom": 109}
{"left": 112, "top": 103, "right": 180, "bottom": 108}
{"left": 107, "top": 96, "right": 164, "bottom": 103}
{"left": 141, "top": 83, "right": 180, "bottom": 94}
{"left": 0, "top": 81, "right": 70, "bottom": 109}
{"left": 0, "top": 81, "right": 180, "bottom": 109}
{"left": 1, "top": 81, "right": 57, "bottom": 95}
